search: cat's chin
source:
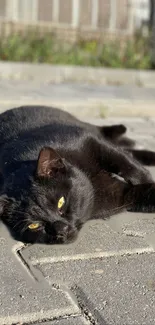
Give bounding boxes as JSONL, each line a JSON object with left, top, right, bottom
{"left": 51, "top": 234, "right": 78, "bottom": 245}
{"left": 48, "top": 228, "right": 79, "bottom": 245}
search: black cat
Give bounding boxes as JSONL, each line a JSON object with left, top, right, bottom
{"left": 0, "top": 105, "right": 155, "bottom": 244}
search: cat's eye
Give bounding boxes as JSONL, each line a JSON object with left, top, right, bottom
{"left": 28, "top": 222, "right": 40, "bottom": 230}
{"left": 58, "top": 196, "right": 65, "bottom": 210}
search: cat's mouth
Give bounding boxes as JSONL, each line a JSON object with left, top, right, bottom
{"left": 44, "top": 221, "right": 78, "bottom": 245}
{"left": 53, "top": 226, "right": 78, "bottom": 244}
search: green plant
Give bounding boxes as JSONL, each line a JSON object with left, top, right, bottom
{"left": 0, "top": 33, "right": 152, "bottom": 69}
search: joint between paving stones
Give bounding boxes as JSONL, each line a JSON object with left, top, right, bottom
{"left": 0, "top": 308, "right": 81, "bottom": 325}
{"left": 16, "top": 245, "right": 98, "bottom": 325}
{"left": 11, "top": 242, "right": 42, "bottom": 283}
{"left": 13, "top": 243, "right": 49, "bottom": 285}
{"left": 13, "top": 246, "right": 84, "bottom": 325}
{"left": 71, "top": 285, "right": 107, "bottom": 325}
{"left": 19, "top": 314, "right": 82, "bottom": 325}
{"left": 16, "top": 248, "right": 39, "bottom": 282}
{"left": 71, "top": 287, "right": 97, "bottom": 325}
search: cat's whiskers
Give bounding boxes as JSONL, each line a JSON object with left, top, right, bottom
{"left": 12, "top": 218, "right": 30, "bottom": 230}
{"left": 20, "top": 223, "right": 31, "bottom": 234}
{"left": 108, "top": 201, "right": 131, "bottom": 213}
{"left": 12, "top": 208, "right": 30, "bottom": 216}
{"left": 12, "top": 209, "right": 31, "bottom": 231}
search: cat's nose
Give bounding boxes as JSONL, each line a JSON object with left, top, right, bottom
{"left": 53, "top": 221, "right": 69, "bottom": 237}
{"left": 52, "top": 221, "right": 69, "bottom": 243}
{"left": 45, "top": 220, "right": 69, "bottom": 238}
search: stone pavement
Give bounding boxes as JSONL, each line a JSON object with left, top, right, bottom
{"left": 1, "top": 79, "right": 155, "bottom": 117}
{"left": 0, "top": 115, "right": 155, "bottom": 325}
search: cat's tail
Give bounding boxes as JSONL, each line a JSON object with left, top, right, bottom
{"left": 127, "top": 149, "right": 155, "bottom": 166}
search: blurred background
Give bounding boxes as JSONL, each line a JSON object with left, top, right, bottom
{"left": 0, "top": 0, "right": 154, "bottom": 69}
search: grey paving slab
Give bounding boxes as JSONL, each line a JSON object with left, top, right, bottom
{"left": 136, "top": 138, "right": 155, "bottom": 150}
{"left": 128, "top": 127, "right": 155, "bottom": 136}
{"left": 106, "top": 212, "right": 155, "bottom": 249}
{"left": 0, "top": 225, "right": 80, "bottom": 325}
{"left": 36, "top": 253, "right": 155, "bottom": 325}
{"left": 1, "top": 80, "right": 155, "bottom": 117}
{"left": 21, "top": 219, "right": 153, "bottom": 267}
{"left": 84, "top": 117, "right": 149, "bottom": 127}
{"left": 148, "top": 167, "right": 155, "bottom": 180}
{"left": 126, "top": 133, "right": 155, "bottom": 147}
{"left": 0, "top": 80, "right": 155, "bottom": 101}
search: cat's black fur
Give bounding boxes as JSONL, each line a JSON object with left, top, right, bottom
{"left": 0, "top": 105, "right": 155, "bottom": 244}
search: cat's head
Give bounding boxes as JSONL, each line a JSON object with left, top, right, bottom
{"left": 0, "top": 147, "right": 93, "bottom": 244}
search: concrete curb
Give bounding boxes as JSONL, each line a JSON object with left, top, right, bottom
{"left": 0, "top": 61, "right": 155, "bottom": 87}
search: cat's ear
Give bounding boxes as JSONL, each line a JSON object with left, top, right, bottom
{"left": 36, "top": 147, "right": 65, "bottom": 178}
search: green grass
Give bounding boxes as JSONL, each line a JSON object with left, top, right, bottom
{"left": 0, "top": 33, "right": 152, "bottom": 69}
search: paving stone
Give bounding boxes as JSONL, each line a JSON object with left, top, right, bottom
{"left": 120, "top": 133, "right": 155, "bottom": 150}
{"left": 21, "top": 219, "right": 152, "bottom": 267}
{"left": 85, "top": 117, "right": 146, "bottom": 126}
{"left": 36, "top": 253, "right": 155, "bottom": 325}
{"left": 0, "top": 225, "right": 80, "bottom": 325}
{"left": 122, "top": 218, "right": 155, "bottom": 236}
{"left": 148, "top": 167, "right": 155, "bottom": 181}
{"left": 106, "top": 212, "right": 155, "bottom": 249}
{"left": 127, "top": 132, "right": 155, "bottom": 142}
{"left": 130, "top": 127, "right": 155, "bottom": 136}
{"left": 148, "top": 117, "right": 155, "bottom": 123}
{"left": 1, "top": 81, "right": 155, "bottom": 117}
{"left": 0, "top": 81, "right": 155, "bottom": 102}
